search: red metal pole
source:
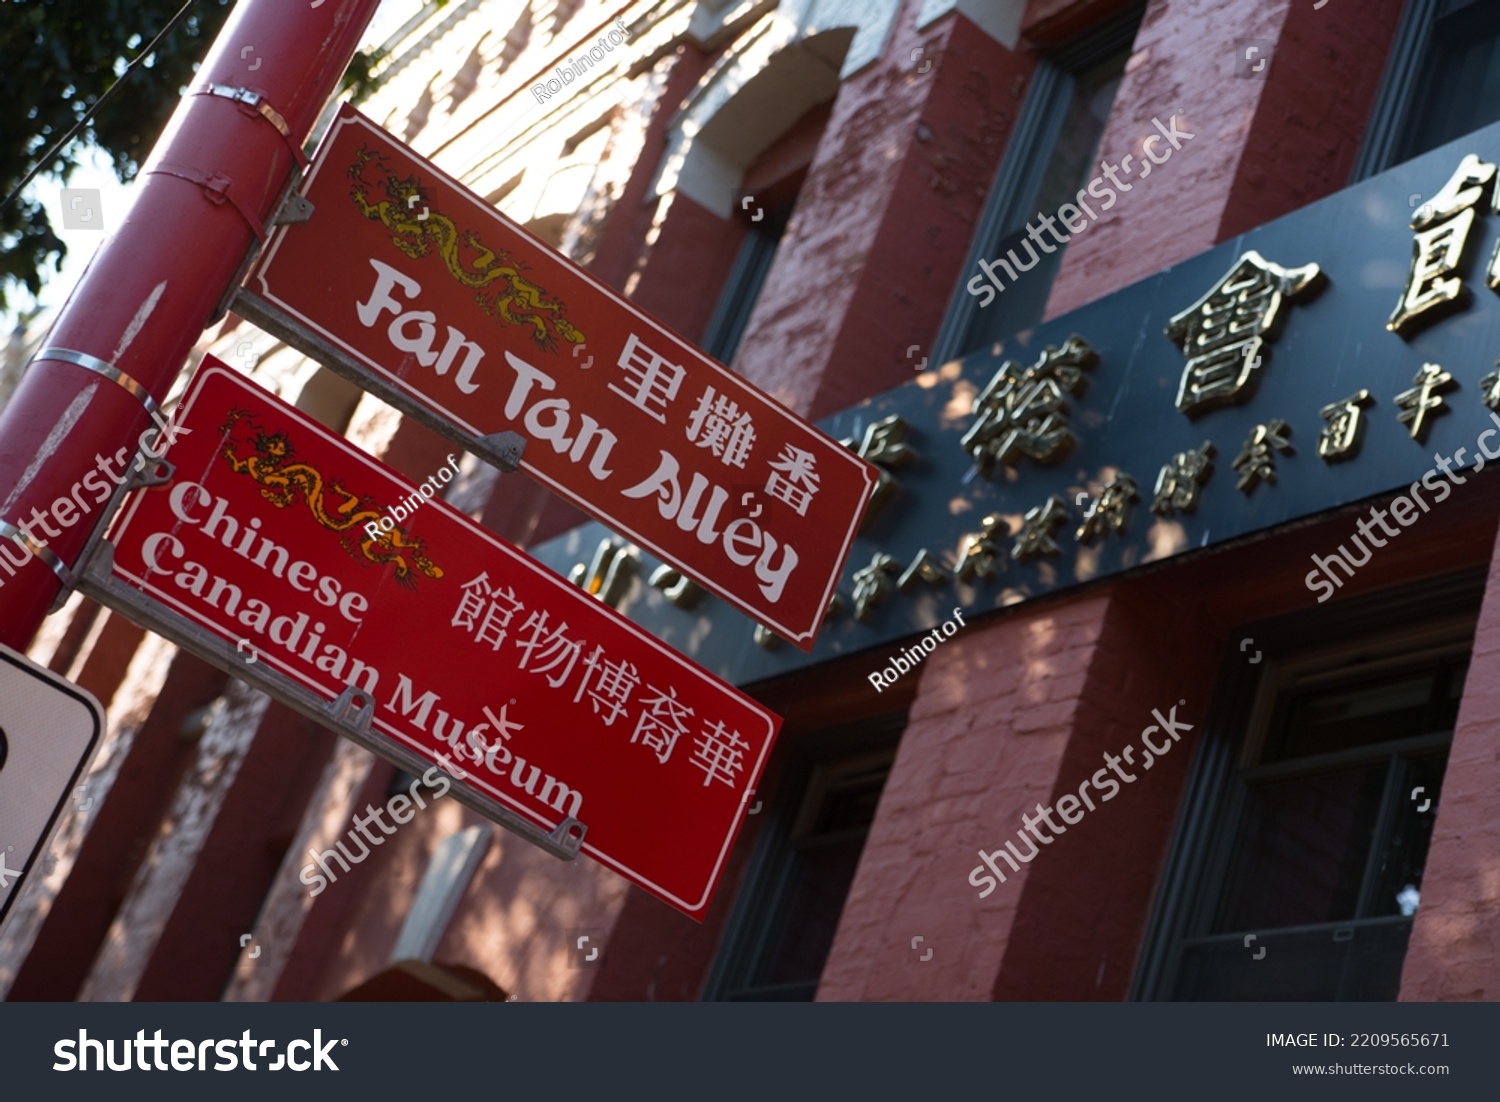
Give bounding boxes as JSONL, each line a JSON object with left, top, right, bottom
{"left": 0, "top": 0, "right": 381, "bottom": 647}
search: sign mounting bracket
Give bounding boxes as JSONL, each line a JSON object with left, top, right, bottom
{"left": 46, "top": 449, "right": 175, "bottom": 617}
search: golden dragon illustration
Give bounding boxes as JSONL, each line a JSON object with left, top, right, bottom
{"left": 218, "top": 408, "right": 443, "bottom": 590}
{"left": 348, "top": 146, "right": 586, "bottom": 353}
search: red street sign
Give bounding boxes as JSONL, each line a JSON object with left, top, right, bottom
{"left": 98, "top": 359, "right": 780, "bottom": 920}
{"left": 239, "top": 105, "right": 876, "bottom": 649}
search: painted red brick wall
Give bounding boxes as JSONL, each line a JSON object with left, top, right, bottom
{"left": 1217, "top": 0, "right": 1405, "bottom": 240}
{"left": 814, "top": 595, "right": 1117, "bottom": 1000}
{"left": 613, "top": 96, "right": 835, "bottom": 355}
{"left": 130, "top": 703, "right": 341, "bottom": 1000}
{"left": 272, "top": 759, "right": 410, "bottom": 1002}
{"left": 742, "top": 101, "right": 832, "bottom": 201}
{"left": 588, "top": 45, "right": 713, "bottom": 297}
{"left": 732, "top": 5, "right": 1034, "bottom": 419}
{"left": 64, "top": 609, "right": 147, "bottom": 714}
{"left": 990, "top": 580, "right": 1216, "bottom": 1000}
{"left": 818, "top": 474, "right": 1500, "bottom": 1001}
{"left": 1044, "top": 0, "right": 1405, "bottom": 319}
{"left": 813, "top": 585, "right": 1217, "bottom": 1002}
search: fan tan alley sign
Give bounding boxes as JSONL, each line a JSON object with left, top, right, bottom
{"left": 237, "top": 106, "right": 876, "bottom": 650}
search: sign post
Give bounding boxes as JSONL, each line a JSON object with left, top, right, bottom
{"left": 78, "top": 358, "right": 781, "bottom": 920}
{"left": 0, "top": 0, "right": 382, "bottom": 648}
{"left": 0, "top": 645, "right": 103, "bottom": 925}
{"left": 235, "top": 105, "right": 877, "bottom": 649}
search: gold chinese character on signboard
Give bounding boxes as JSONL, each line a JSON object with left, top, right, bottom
{"left": 568, "top": 538, "right": 637, "bottom": 607}
{"left": 852, "top": 553, "right": 902, "bottom": 622}
{"left": 1151, "top": 442, "right": 1215, "bottom": 516}
{"left": 1076, "top": 475, "right": 1138, "bottom": 544}
{"left": 898, "top": 548, "right": 950, "bottom": 591}
{"left": 961, "top": 336, "right": 1097, "bottom": 474}
{"left": 841, "top": 415, "right": 917, "bottom": 533}
{"left": 1165, "top": 251, "right": 1322, "bottom": 415}
{"left": 1011, "top": 496, "right": 1069, "bottom": 563}
{"left": 1390, "top": 154, "right": 1496, "bottom": 336}
{"left": 1394, "top": 362, "right": 1455, "bottom": 441}
{"left": 954, "top": 513, "right": 1007, "bottom": 582}
{"left": 648, "top": 565, "right": 705, "bottom": 609}
{"left": 1232, "top": 419, "right": 1292, "bottom": 493}
{"left": 1317, "top": 390, "right": 1373, "bottom": 462}
{"left": 1480, "top": 363, "right": 1500, "bottom": 411}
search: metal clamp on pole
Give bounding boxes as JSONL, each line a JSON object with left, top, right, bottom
{"left": 148, "top": 162, "right": 270, "bottom": 246}
{"left": 32, "top": 412, "right": 175, "bottom": 616}
{"left": 193, "top": 83, "right": 308, "bottom": 169}
{"left": 0, "top": 519, "right": 75, "bottom": 588}
{"left": 34, "top": 347, "right": 165, "bottom": 422}
{"left": 123, "top": 456, "right": 176, "bottom": 493}
{"left": 211, "top": 177, "right": 313, "bottom": 322}
{"left": 70, "top": 452, "right": 173, "bottom": 590}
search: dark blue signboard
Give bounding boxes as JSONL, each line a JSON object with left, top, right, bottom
{"left": 527, "top": 121, "right": 1500, "bottom": 685}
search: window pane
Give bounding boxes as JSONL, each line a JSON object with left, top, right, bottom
{"left": 1395, "top": 0, "right": 1500, "bottom": 163}
{"left": 756, "top": 837, "right": 867, "bottom": 988}
{"left": 721, "top": 752, "right": 891, "bottom": 1000}
{"left": 1371, "top": 753, "right": 1448, "bottom": 918}
{"left": 966, "top": 50, "right": 1128, "bottom": 351}
{"left": 1176, "top": 920, "right": 1412, "bottom": 1001}
{"left": 1268, "top": 674, "right": 1435, "bottom": 762}
{"left": 703, "top": 204, "right": 793, "bottom": 363}
{"left": 1034, "top": 66, "right": 1122, "bottom": 219}
{"left": 1153, "top": 617, "right": 1473, "bottom": 1001}
{"left": 754, "top": 763, "right": 886, "bottom": 990}
{"left": 1214, "top": 764, "right": 1387, "bottom": 932}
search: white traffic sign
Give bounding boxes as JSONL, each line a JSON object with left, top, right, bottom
{"left": 0, "top": 644, "right": 103, "bottom": 924}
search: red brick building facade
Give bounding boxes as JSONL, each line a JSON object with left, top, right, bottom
{"left": 5, "top": 0, "right": 1498, "bottom": 1003}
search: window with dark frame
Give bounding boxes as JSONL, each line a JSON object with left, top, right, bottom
{"left": 701, "top": 200, "right": 795, "bottom": 365}
{"left": 701, "top": 719, "right": 901, "bottom": 1002}
{"left": 931, "top": 4, "right": 1144, "bottom": 366}
{"left": 1356, "top": 0, "right": 1500, "bottom": 180}
{"left": 1135, "top": 595, "right": 1477, "bottom": 1003}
